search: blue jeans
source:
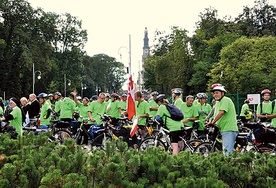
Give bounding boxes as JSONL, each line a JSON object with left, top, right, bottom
{"left": 221, "top": 131, "right": 238, "bottom": 156}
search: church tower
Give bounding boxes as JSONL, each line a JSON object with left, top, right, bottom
{"left": 138, "top": 27, "right": 150, "bottom": 91}
{"left": 142, "top": 27, "right": 150, "bottom": 64}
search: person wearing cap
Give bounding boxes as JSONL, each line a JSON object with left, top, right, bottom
{"left": 155, "top": 94, "right": 184, "bottom": 155}
{"left": 180, "top": 95, "right": 198, "bottom": 127}
{"left": 90, "top": 95, "right": 98, "bottom": 102}
{"left": 53, "top": 92, "right": 63, "bottom": 114}
{"left": 38, "top": 93, "right": 52, "bottom": 129}
{"left": 194, "top": 93, "right": 212, "bottom": 131}
{"left": 59, "top": 92, "right": 76, "bottom": 122}
{"left": 172, "top": 89, "right": 183, "bottom": 109}
{"left": 119, "top": 94, "right": 127, "bottom": 117}
{"left": 0, "top": 97, "right": 23, "bottom": 136}
{"left": 106, "top": 93, "right": 122, "bottom": 125}
{"left": 73, "top": 92, "right": 91, "bottom": 145}
{"left": 148, "top": 91, "right": 159, "bottom": 119}
{"left": 88, "top": 92, "right": 108, "bottom": 125}
{"left": 134, "top": 91, "right": 150, "bottom": 142}
{"left": 207, "top": 84, "right": 238, "bottom": 156}
{"left": 28, "top": 93, "right": 40, "bottom": 119}
{"left": 256, "top": 89, "right": 273, "bottom": 123}
{"left": 46, "top": 94, "right": 54, "bottom": 108}
{"left": 105, "top": 93, "right": 111, "bottom": 103}
{"left": 239, "top": 99, "right": 251, "bottom": 123}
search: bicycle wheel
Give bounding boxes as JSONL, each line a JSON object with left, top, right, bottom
{"left": 182, "top": 139, "right": 203, "bottom": 152}
{"left": 50, "top": 130, "right": 72, "bottom": 145}
{"left": 194, "top": 142, "right": 213, "bottom": 157}
{"left": 138, "top": 137, "right": 167, "bottom": 152}
{"left": 91, "top": 133, "right": 112, "bottom": 150}
{"left": 75, "top": 129, "right": 83, "bottom": 145}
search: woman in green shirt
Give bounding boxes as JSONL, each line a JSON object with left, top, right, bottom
{"left": 155, "top": 94, "right": 184, "bottom": 155}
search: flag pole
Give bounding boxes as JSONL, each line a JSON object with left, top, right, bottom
{"left": 128, "top": 34, "right": 131, "bottom": 75}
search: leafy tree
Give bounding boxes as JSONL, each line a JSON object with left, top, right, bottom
{"left": 207, "top": 36, "right": 276, "bottom": 96}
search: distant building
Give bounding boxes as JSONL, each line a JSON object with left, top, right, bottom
{"left": 137, "top": 27, "right": 150, "bottom": 91}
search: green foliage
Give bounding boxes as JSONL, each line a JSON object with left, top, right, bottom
{"left": 0, "top": 134, "right": 276, "bottom": 187}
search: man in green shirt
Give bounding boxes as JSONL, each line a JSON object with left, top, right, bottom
{"left": 155, "top": 94, "right": 184, "bottom": 155}
{"left": 239, "top": 99, "right": 251, "bottom": 123}
{"left": 88, "top": 92, "right": 107, "bottom": 125}
{"left": 38, "top": 93, "right": 52, "bottom": 129}
{"left": 0, "top": 97, "right": 23, "bottom": 137}
{"left": 194, "top": 93, "right": 212, "bottom": 131}
{"left": 59, "top": 92, "right": 76, "bottom": 122}
{"left": 148, "top": 91, "right": 159, "bottom": 119}
{"left": 181, "top": 95, "right": 198, "bottom": 127}
{"left": 119, "top": 94, "right": 127, "bottom": 117}
{"left": 207, "top": 84, "right": 238, "bottom": 156}
{"left": 107, "top": 93, "right": 122, "bottom": 126}
{"left": 257, "top": 89, "right": 273, "bottom": 123}
{"left": 134, "top": 91, "right": 150, "bottom": 141}
{"left": 172, "top": 89, "right": 183, "bottom": 109}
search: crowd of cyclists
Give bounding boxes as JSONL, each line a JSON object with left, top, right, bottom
{"left": 0, "top": 83, "right": 275, "bottom": 156}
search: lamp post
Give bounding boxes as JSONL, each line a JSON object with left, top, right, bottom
{"left": 81, "top": 83, "right": 87, "bottom": 98}
{"left": 64, "top": 74, "right": 71, "bottom": 97}
{"left": 32, "top": 63, "right": 41, "bottom": 94}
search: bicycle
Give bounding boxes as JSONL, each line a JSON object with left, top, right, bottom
{"left": 48, "top": 119, "right": 73, "bottom": 145}
{"left": 138, "top": 120, "right": 204, "bottom": 154}
{"left": 90, "top": 114, "right": 134, "bottom": 150}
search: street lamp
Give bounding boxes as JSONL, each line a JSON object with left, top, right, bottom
{"left": 64, "top": 74, "right": 71, "bottom": 97}
{"left": 32, "top": 63, "right": 41, "bottom": 94}
{"left": 81, "top": 83, "right": 87, "bottom": 98}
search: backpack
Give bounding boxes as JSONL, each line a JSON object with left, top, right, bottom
{"left": 165, "top": 104, "right": 184, "bottom": 121}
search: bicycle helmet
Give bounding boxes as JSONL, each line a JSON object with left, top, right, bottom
{"left": 90, "top": 95, "right": 98, "bottom": 101}
{"left": 244, "top": 99, "right": 250, "bottom": 103}
{"left": 196, "top": 93, "right": 203, "bottom": 99}
{"left": 38, "top": 93, "right": 48, "bottom": 98}
{"left": 211, "top": 85, "right": 227, "bottom": 93}
{"left": 172, "top": 89, "right": 182, "bottom": 95}
{"left": 261, "top": 89, "right": 271, "bottom": 95}
{"left": 48, "top": 93, "right": 53, "bottom": 97}
{"left": 210, "top": 83, "right": 223, "bottom": 89}
{"left": 155, "top": 94, "right": 166, "bottom": 103}
{"left": 111, "top": 93, "right": 119, "bottom": 99}
{"left": 54, "top": 91, "right": 62, "bottom": 96}
{"left": 121, "top": 94, "right": 127, "bottom": 97}
{"left": 201, "top": 93, "right": 208, "bottom": 99}
{"left": 151, "top": 91, "right": 159, "bottom": 96}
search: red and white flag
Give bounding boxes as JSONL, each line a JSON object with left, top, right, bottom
{"left": 127, "top": 74, "right": 136, "bottom": 120}
{"left": 130, "top": 118, "right": 138, "bottom": 137}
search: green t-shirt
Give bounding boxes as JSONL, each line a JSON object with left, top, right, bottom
{"left": 240, "top": 103, "right": 250, "bottom": 117}
{"left": 59, "top": 97, "right": 76, "bottom": 119}
{"left": 271, "top": 100, "right": 276, "bottom": 128}
{"left": 195, "top": 103, "right": 212, "bottom": 130}
{"left": 77, "top": 103, "right": 90, "bottom": 122}
{"left": 89, "top": 100, "right": 107, "bottom": 125}
{"left": 119, "top": 100, "right": 127, "bottom": 111}
{"left": 54, "top": 100, "right": 62, "bottom": 113}
{"left": 10, "top": 106, "right": 22, "bottom": 136}
{"left": 174, "top": 98, "right": 183, "bottom": 109}
{"left": 180, "top": 102, "right": 198, "bottom": 127}
{"left": 215, "top": 96, "right": 238, "bottom": 132}
{"left": 148, "top": 99, "right": 159, "bottom": 118}
{"left": 135, "top": 100, "right": 150, "bottom": 126}
{"left": 0, "top": 106, "right": 3, "bottom": 116}
{"left": 107, "top": 100, "right": 120, "bottom": 118}
{"left": 40, "top": 102, "right": 52, "bottom": 126}
{"left": 256, "top": 101, "right": 272, "bottom": 115}
{"left": 156, "top": 104, "right": 183, "bottom": 132}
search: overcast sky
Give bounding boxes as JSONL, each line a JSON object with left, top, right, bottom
{"left": 27, "top": 0, "right": 276, "bottom": 83}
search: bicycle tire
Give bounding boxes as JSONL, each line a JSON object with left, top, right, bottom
{"left": 50, "top": 130, "right": 72, "bottom": 145}
{"left": 75, "top": 129, "right": 83, "bottom": 145}
{"left": 138, "top": 137, "right": 167, "bottom": 152}
{"left": 182, "top": 139, "right": 203, "bottom": 152}
{"left": 91, "top": 133, "right": 112, "bottom": 150}
{"left": 194, "top": 142, "right": 213, "bottom": 157}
